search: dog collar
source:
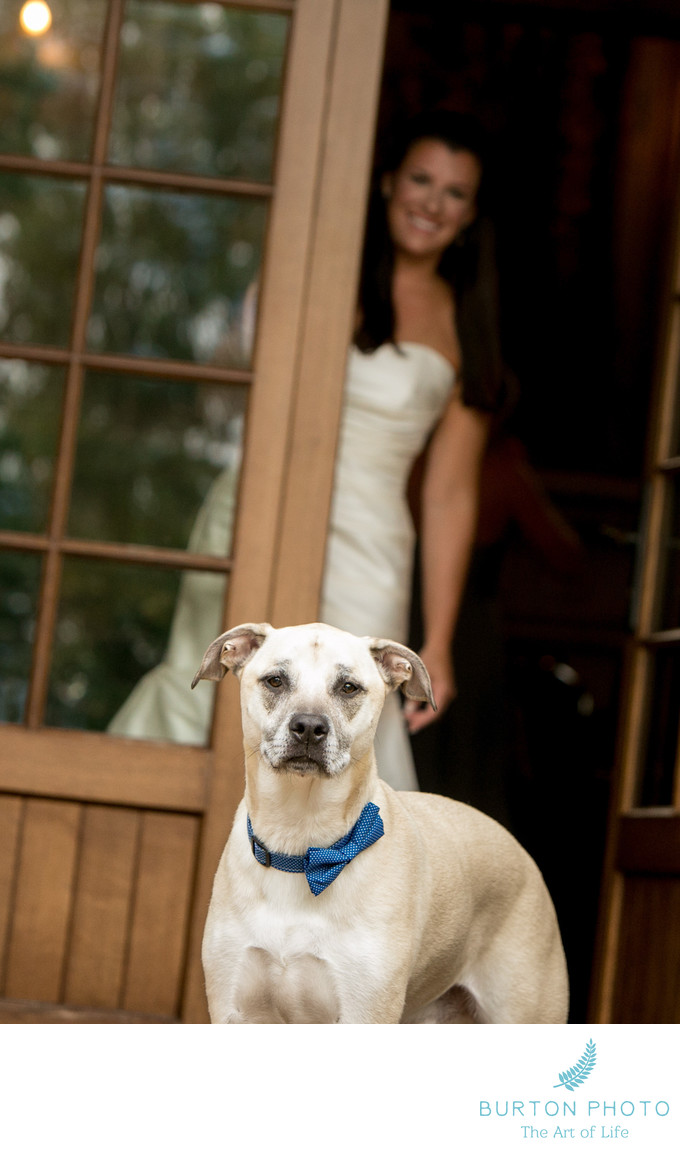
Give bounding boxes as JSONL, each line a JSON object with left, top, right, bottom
{"left": 247, "top": 802, "right": 384, "bottom": 897}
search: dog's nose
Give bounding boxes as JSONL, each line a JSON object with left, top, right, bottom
{"left": 289, "top": 712, "right": 330, "bottom": 746}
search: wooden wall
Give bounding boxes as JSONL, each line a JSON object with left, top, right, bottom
{"left": 0, "top": 795, "right": 198, "bottom": 1020}
{"left": 611, "top": 876, "right": 680, "bottom": 1022}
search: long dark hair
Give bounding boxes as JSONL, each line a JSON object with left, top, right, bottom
{"left": 354, "top": 110, "right": 503, "bottom": 412}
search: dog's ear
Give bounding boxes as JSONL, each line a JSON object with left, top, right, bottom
{"left": 191, "top": 623, "right": 272, "bottom": 688}
{"left": 368, "top": 639, "right": 436, "bottom": 709}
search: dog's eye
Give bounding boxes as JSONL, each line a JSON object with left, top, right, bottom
{"left": 264, "top": 676, "right": 284, "bottom": 690}
{"left": 341, "top": 681, "right": 360, "bottom": 695}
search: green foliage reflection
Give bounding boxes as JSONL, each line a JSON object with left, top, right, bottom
{"left": 46, "top": 558, "right": 182, "bottom": 732}
{"left": 69, "top": 371, "right": 245, "bottom": 550}
{"left": 0, "top": 552, "right": 41, "bottom": 724}
{"left": 89, "top": 184, "right": 265, "bottom": 362}
{"left": 0, "top": 173, "right": 86, "bottom": 346}
{"left": 0, "top": 359, "right": 64, "bottom": 533}
{"left": 0, "top": 0, "right": 107, "bottom": 162}
{"left": 110, "top": 1, "right": 288, "bottom": 181}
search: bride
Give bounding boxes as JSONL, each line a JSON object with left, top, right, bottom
{"left": 110, "top": 110, "right": 504, "bottom": 791}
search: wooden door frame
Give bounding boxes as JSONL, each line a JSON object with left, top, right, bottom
{"left": 181, "top": 0, "right": 390, "bottom": 1021}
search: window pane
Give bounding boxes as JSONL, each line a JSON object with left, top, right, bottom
{"left": 672, "top": 343, "right": 680, "bottom": 459}
{"left": 46, "top": 557, "right": 225, "bottom": 742}
{"left": 0, "top": 172, "right": 86, "bottom": 346}
{"left": 0, "top": 550, "right": 42, "bottom": 724}
{"left": 69, "top": 371, "right": 245, "bottom": 551}
{"left": 87, "top": 183, "right": 264, "bottom": 363}
{"left": 638, "top": 648, "right": 680, "bottom": 807}
{"left": 658, "top": 472, "right": 680, "bottom": 632}
{"left": 0, "top": 359, "right": 65, "bottom": 533}
{"left": 0, "top": 0, "right": 107, "bottom": 163}
{"left": 109, "top": 1, "right": 288, "bottom": 182}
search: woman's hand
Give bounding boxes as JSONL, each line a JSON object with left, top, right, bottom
{"left": 404, "top": 645, "right": 456, "bottom": 733}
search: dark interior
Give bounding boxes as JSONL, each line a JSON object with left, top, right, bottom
{"left": 382, "top": 0, "right": 680, "bottom": 1020}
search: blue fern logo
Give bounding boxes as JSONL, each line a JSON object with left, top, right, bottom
{"left": 554, "top": 1039, "right": 597, "bottom": 1092}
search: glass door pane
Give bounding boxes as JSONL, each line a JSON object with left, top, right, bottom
{"left": 0, "top": 0, "right": 291, "bottom": 746}
{"left": 638, "top": 646, "right": 680, "bottom": 807}
{"left": 0, "top": 551, "right": 42, "bottom": 724}
{"left": 68, "top": 371, "right": 246, "bottom": 550}
{"left": 0, "top": 359, "right": 64, "bottom": 532}
{"left": 109, "top": 1, "right": 288, "bottom": 181}
{"left": 0, "top": 172, "right": 86, "bottom": 346}
{"left": 87, "top": 184, "right": 266, "bottom": 363}
{"left": 657, "top": 470, "right": 680, "bottom": 631}
{"left": 0, "top": 0, "right": 108, "bottom": 162}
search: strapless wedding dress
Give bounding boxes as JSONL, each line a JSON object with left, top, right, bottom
{"left": 109, "top": 343, "right": 455, "bottom": 791}
{"left": 320, "top": 343, "right": 455, "bottom": 788}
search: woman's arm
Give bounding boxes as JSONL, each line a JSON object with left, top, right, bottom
{"left": 404, "top": 393, "right": 490, "bottom": 733}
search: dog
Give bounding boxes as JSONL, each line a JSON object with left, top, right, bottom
{"left": 192, "top": 622, "right": 569, "bottom": 1023}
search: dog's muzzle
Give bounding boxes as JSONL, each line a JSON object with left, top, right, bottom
{"left": 278, "top": 711, "right": 331, "bottom": 773}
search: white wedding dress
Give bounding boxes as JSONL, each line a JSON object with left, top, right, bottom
{"left": 109, "top": 342, "right": 455, "bottom": 789}
{"left": 320, "top": 343, "right": 455, "bottom": 788}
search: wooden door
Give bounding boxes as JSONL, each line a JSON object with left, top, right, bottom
{"left": 0, "top": 0, "right": 388, "bottom": 1023}
{"left": 591, "top": 152, "right": 680, "bottom": 1022}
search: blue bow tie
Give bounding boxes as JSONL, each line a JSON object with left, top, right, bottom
{"left": 247, "top": 802, "right": 384, "bottom": 896}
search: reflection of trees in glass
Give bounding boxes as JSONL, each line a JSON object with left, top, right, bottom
{"left": 0, "top": 552, "right": 41, "bottom": 723}
{"left": 0, "top": 360, "right": 65, "bottom": 532}
{"left": 0, "top": 173, "right": 86, "bottom": 346}
{"left": 110, "top": 2, "right": 288, "bottom": 181}
{"left": 0, "top": 0, "right": 107, "bottom": 162}
{"left": 89, "top": 184, "right": 265, "bottom": 362}
{"left": 69, "top": 372, "right": 246, "bottom": 549}
{"left": 46, "top": 558, "right": 183, "bottom": 732}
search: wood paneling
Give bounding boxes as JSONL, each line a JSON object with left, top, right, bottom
{"left": 0, "top": 800, "right": 199, "bottom": 1017}
{"left": 63, "top": 806, "right": 140, "bottom": 1008}
{"left": 4, "top": 800, "right": 80, "bottom": 1002}
{"left": 123, "top": 813, "right": 199, "bottom": 1016}
{"left": 0, "top": 797, "right": 22, "bottom": 989}
{"left": 0, "top": 1001, "right": 176, "bottom": 1023}
{"left": 0, "top": 728, "right": 208, "bottom": 812}
{"left": 611, "top": 876, "right": 680, "bottom": 1022}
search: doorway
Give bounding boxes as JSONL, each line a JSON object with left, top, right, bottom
{"left": 380, "top": 0, "right": 680, "bottom": 1020}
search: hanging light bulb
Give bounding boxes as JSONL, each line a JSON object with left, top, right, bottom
{"left": 19, "top": 1, "right": 53, "bottom": 36}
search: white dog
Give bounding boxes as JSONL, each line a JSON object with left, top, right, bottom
{"left": 193, "top": 622, "right": 569, "bottom": 1023}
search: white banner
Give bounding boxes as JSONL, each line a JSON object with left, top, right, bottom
{"left": 2, "top": 1023, "right": 678, "bottom": 1148}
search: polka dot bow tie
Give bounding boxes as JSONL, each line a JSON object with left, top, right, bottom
{"left": 247, "top": 802, "right": 385, "bottom": 896}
